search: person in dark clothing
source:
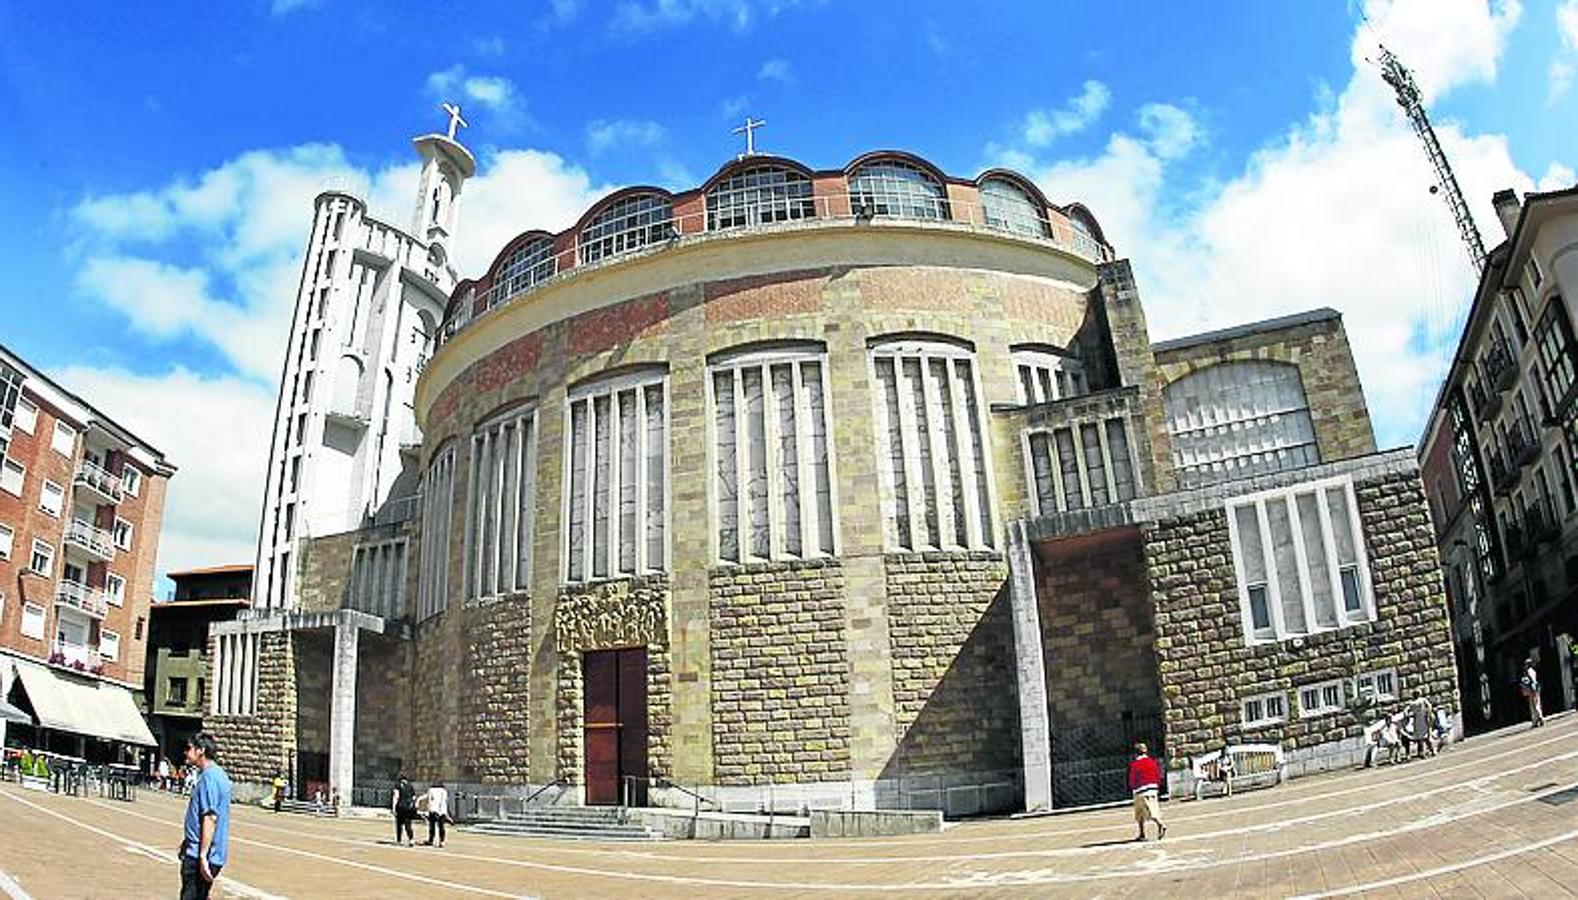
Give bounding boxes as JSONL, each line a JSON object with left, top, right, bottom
{"left": 390, "top": 773, "right": 417, "bottom": 846}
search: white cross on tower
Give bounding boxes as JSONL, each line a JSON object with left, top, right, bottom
{"left": 441, "top": 102, "right": 468, "bottom": 140}
{"left": 732, "top": 117, "right": 766, "bottom": 157}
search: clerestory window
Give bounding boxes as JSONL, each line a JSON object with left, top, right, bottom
{"left": 490, "top": 237, "right": 557, "bottom": 308}
{"left": 848, "top": 161, "right": 949, "bottom": 221}
{"left": 979, "top": 177, "right": 1050, "bottom": 237}
{"left": 465, "top": 406, "right": 538, "bottom": 599}
{"left": 871, "top": 338, "right": 994, "bottom": 551}
{"left": 578, "top": 193, "right": 674, "bottom": 265}
{"left": 706, "top": 165, "right": 815, "bottom": 230}
{"left": 709, "top": 344, "right": 836, "bottom": 564}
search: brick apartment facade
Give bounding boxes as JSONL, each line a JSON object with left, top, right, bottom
{"left": 207, "top": 149, "right": 1457, "bottom": 814}
{"left": 0, "top": 343, "right": 174, "bottom": 760}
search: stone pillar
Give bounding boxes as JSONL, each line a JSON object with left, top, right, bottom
{"left": 1007, "top": 521, "right": 1052, "bottom": 812}
{"left": 328, "top": 623, "right": 360, "bottom": 803}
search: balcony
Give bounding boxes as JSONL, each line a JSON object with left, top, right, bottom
{"left": 48, "top": 639, "right": 104, "bottom": 675}
{"left": 1484, "top": 341, "right": 1518, "bottom": 394}
{"left": 325, "top": 396, "right": 372, "bottom": 429}
{"left": 1526, "top": 503, "right": 1560, "bottom": 546}
{"left": 1488, "top": 453, "right": 1518, "bottom": 496}
{"left": 1504, "top": 523, "right": 1529, "bottom": 562}
{"left": 63, "top": 518, "right": 115, "bottom": 562}
{"left": 55, "top": 579, "right": 109, "bottom": 619}
{"left": 1508, "top": 422, "right": 1541, "bottom": 469}
{"left": 72, "top": 459, "right": 122, "bottom": 504}
{"left": 1471, "top": 380, "right": 1502, "bottom": 423}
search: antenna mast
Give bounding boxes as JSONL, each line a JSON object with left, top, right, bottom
{"left": 1377, "top": 45, "right": 1487, "bottom": 272}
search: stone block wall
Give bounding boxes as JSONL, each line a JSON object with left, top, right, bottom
{"left": 205, "top": 630, "right": 296, "bottom": 787}
{"left": 460, "top": 595, "right": 532, "bottom": 783}
{"left": 1145, "top": 468, "right": 1458, "bottom": 770}
{"left": 881, "top": 553, "right": 1020, "bottom": 777}
{"left": 293, "top": 631, "right": 333, "bottom": 757}
{"left": 407, "top": 615, "right": 460, "bottom": 780}
{"left": 354, "top": 633, "right": 411, "bottom": 782}
{"left": 1035, "top": 532, "right": 1162, "bottom": 738}
{"left": 709, "top": 559, "right": 851, "bottom": 783}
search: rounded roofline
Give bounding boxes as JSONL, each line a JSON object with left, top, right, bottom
{"left": 697, "top": 154, "right": 817, "bottom": 194}
{"left": 569, "top": 184, "right": 676, "bottom": 234}
{"left": 842, "top": 150, "right": 952, "bottom": 185}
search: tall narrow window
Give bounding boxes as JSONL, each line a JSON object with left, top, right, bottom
{"left": 871, "top": 338, "right": 993, "bottom": 550}
{"left": 1227, "top": 477, "right": 1374, "bottom": 644}
{"left": 710, "top": 345, "right": 837, "bottom": 563}
{"left": 1013, "top": 348, "right": 1086, "bottom": 404}
{"left": 1029, "top": 416, "right": 1137, "bottom": 513}
{"left": 417, "top": 445, "right": 456, "bottom": 619}
{"left": 464, "top": 406, "right": 537, "bottom": 600}
{"left": 564, "top": 369, "right": 668, "bottom": 583}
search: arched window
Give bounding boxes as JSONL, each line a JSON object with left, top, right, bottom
{"left": 980, "top": 177, "right": 1049, "bottom": 237}
{"left": 870, "top": 337, "right": 993, "bottom": 551}
{"left": 1012, "top": 347, "right": 1086, "bottom": 404}
{"left": 708, "top": 343, "right": 836, "bottom": 563}
{"left": 491, "top": 236, "right": 557, "bottom": 307}
{"left": 1163, "top": 360, "right": 1319, "bottom": 487}
{"left": 848, "top": 161, "right": 949, "bottom": 221}
{"left": 578, "top": 193, "right": 674, "bottom": 265}
{"left": 706, "top": 165, "right": 816, "bottom": 230}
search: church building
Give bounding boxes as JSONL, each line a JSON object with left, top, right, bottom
{"left": 205, "top": 117, "right": 1457, "bottom": 814}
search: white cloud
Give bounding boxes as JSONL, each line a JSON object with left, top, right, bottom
{"left": 448, "top": 149, "right": 612, "bottom": 275}
{"left": 270, "top": 0, "right": 321, "bottom": 15}
{"left": 758, "top": 58, "right": 793, "bottom": 84}
{"left": 997, "top": 0, "right": 1547, "bottom": 447}
{"left": 1552, "top": 59, "right": 1575, "bottom": 102}
{"left": 586, "top": 118, "right": 667, "bottom": 155}
{"left": 1021, "top": 81, "right": 1111, "bottom": 148}
{"left": 611, "top": 0, "right": 816, "bottom": 35}
{"left": 1551, "top": 0, "right": 1578, "bottom": 101}
{"left": 1538, "top": 161, "right": 1576, "bottom": 192}
{"left": 1560, "top": 0, "right": 1578, "bottom": 46}
{"left": 49, "top": 365, "right": 275, "bottom": 581}
{"left": 424, "top": 65, "right": 523, "bottom": 128}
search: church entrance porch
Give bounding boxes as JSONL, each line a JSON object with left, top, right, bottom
{"left": 582, "top": 647, "right": 649, "bottom": 806}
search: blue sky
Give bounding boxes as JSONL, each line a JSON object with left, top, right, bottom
{"left": 0, "top": 0, "right": 1571, "bottom": 584}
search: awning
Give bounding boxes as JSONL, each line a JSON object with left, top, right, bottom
{"left": 0, "top": 698, "right": 29, "bottom": 725}
{"left": 11, "top": 660, "right": 156, "bottom": 746}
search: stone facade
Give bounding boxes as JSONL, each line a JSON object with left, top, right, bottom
{"left": 205, "top": 630, "right": 296, "bottom": 787}
{"left": 710, "top": 559, "right": 851, "bottom": 783}
{"left": 1144, "top": 467, "right": 1456, "bottom": 774}
{"left": 882, "top": 553, "right": 1020, "bottom": 778}
{"left": 459, "top": 595, "right": 531, "bottom": 783}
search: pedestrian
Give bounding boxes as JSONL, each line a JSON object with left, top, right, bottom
{"left": 271, "top": 771, "right": 286, "bottom": 813}
{"left": 158, "top": 756, "right": 171, "bottom": 791}
{"left": 423, "top": 779, "right": 450, "bottom": 847}
{"left": 313, "top": 787, "right": 325, "bottom": 816}
{"left": 1127, "top": 742, "right": 1167, "bottom": 841}
{"left": 391, "top": 772, "right": 417, "bottom": 846}
{"left": 1410, "top": 697, "right": 1435, "bottom": 758}
{"left": 1216, "top": 742, "right": 1235, "bottom": 797}
{"left": 178, "top": 732, "right": 231, "bottom": 900}
{"left": 1520, "top": 658, "right": 1544, "bottom": 727}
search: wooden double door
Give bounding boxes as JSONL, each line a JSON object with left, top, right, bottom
{"left": 582, "top": 647, "right": 648, "bottom": 806}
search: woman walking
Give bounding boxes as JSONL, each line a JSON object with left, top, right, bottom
{"left": 424, "top": 780, "right": 450, "bottom": 848}
{"left": 391, "top": 773, "right": 417, "bottom": 846}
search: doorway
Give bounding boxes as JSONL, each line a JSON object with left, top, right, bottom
{"left": 582, "top": 647, "right": 648, "bottom": 806}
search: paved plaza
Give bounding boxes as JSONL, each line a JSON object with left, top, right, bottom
{"left": 0, "top": 715, "right": 1574, "bottom": 899}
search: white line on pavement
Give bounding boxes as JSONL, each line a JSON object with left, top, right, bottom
{"left": 0, "top": 869, "right": 33, "bottom": 900}
{"left": 3, "top": 790, "right": 285, "bottom": 900}
{"left": 1289, "top": 827, "right": 1578, "bottom": 898}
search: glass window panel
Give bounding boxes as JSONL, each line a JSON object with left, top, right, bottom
{"left": 1106, "top": 419, "right": 1136, "bottom": 501}
{"left": 957, "top": 359, "right": 993, "bottom": 547}
{"left": 567, "top": 400, "right": 588, "bottom": 582}
{"left": 1266, "top": 498, "right": 1307, "bottom": 634}
{"left": 1029, "top": 432, "right": 1056, "bottom": 512}
{"left": 592, "top": 395, "right": 611, "bottom": 578}
{"left": 618, "top": 391, "right": 639, "bottom": 574}
{"left": 714, "top": 370, "right": 738, "bottom": 562}
{"left": 979, "top": 177, "right": 1049, "bottom": 236}
{"left": 875, "top": 358, "right": 911, "bottom": 549}
{"left": 743, "top": 367, "right": 770, "bottom": 559}
{"left": 516, "top": 418, "right": 534, "bottom": 590}
{"left": 773, "top": 364, "right": 802, "bottom": 557}
{"left": 1055, "top": 428, "right": 1083, "bottom": 509}
{"left": 903, "top": 357, "right": 940, "bottom": 547}
{"left": 1164, "top": 361, "right": 1319, "bottom": 487}
{"left": 929, "top": 359, "right": 968, "bottom": 545}
{"left": 804, "top": 361, "right": 835, "bottom": 555}
{"left": 848, "top": 161, "right": 949, "bottom": 220}
{"left": 1081, "top": 422, "right": 1108, "bottom": 506}
{"left": 706, "top": 165, "right": 815, "bottom": 230}
{"left": 1296, "top": 492, "right": 1337, "bottom": 628}
{"left": 579, "top": 193, "right": 673, "bottom": 264}
{"left": 644, "top": 384, "right": 666, "bottom": 568}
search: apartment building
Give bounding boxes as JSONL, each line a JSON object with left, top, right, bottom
{"left": 1419, "top": 184, "right": 1578, "bottom": 733}
{"left": 0, "top": 344, "right": 173, "bottom": 759}
{"left": 144, "top": 564, "right": 251, "bottom": 761}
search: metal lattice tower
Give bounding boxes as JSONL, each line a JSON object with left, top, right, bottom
{"left": 1377, "top": 45, "right": 1487, "bottom": 272}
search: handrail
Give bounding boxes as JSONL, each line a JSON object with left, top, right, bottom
{"left": 438, "top": 190, "right": 1115, "bottom": 350}
{"left": 521, "top": 776, "right": 567, "bottom": 808}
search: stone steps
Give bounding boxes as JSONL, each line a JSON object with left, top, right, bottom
{"left": 470, "top": 806, "right": 664, "bottom": 841}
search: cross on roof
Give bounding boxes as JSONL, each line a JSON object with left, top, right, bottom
{"left": 732, "top": 117, "right": 766, "bottom": 156}
{"left": 440, "top": 102, "right": 468, "bottom": 140}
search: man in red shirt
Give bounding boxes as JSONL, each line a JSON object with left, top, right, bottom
{"left": 1128, "top": 742, "right": 1167, "bottom": 841}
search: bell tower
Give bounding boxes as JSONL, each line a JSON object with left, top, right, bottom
{"left": 411, "top": 102, "right": 477, "bottom": 272}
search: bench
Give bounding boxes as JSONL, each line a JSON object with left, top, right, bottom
{"left": 1191, "top": 743, "right": 1285, "bottom": 800}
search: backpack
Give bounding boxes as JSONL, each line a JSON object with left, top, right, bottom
{"left": 1519, "top": 671, "right": 1538, "bottom": 695}
{"left": 396, "top": 779, "right": 416, "bottom": 812}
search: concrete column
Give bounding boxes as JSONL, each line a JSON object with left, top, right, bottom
{"left": 1007, "top": 521, "right": 1053, "bottom": 812}
{"left": 328, "top": 623, "right": 360, "bottom": 803}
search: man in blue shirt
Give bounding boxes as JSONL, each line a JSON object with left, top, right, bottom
{"left": 179, "top": 732, "right": 232, "bottom": 900}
